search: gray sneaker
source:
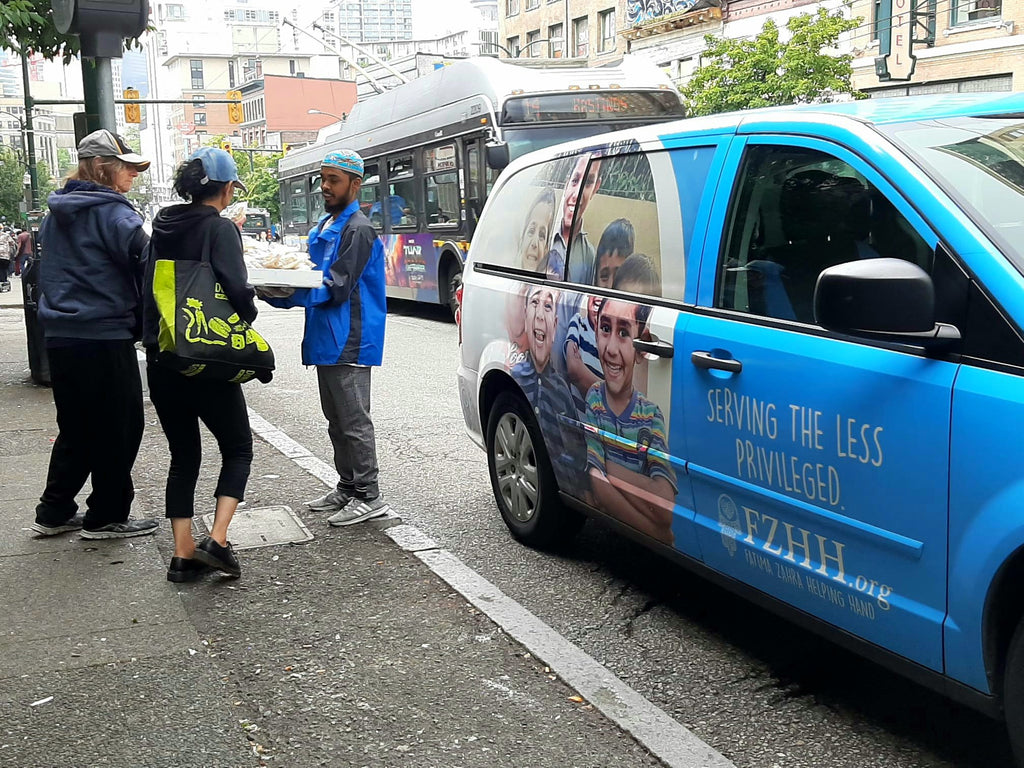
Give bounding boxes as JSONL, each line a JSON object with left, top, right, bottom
{"left": 306, "top": 489, "right": 351, "bottom": 512}
{"left": 327, "top": 496, "right": 390, "bottom": 527}
{"left": 80, "top": 518, "right": 158, "bottom": 540}
{"left": 31, "top": 513, "right": 85, "bottom": 536}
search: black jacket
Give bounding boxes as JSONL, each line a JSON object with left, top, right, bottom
{"left": 142, "top": 203, "right": 257, "bottom": 350}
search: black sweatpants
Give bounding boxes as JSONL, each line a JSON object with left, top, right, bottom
{"left": 36, "top": 340, "right": 144, "bottom": 528}
{"left": 147, "top": 361, "right": 253, "bottom": 519}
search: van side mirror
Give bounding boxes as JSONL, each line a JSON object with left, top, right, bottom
{"left": 485, "top": 140, "right": 510, "bottom": 170}
{"left": 814, "top": 258, "right": 961, "bottom": 348}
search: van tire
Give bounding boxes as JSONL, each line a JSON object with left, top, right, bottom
{"left": 485, "top": 391, "right": 583, "bottom": 549}
{"left": 1005, "top": 614, "right": 1024, "bottom": 764}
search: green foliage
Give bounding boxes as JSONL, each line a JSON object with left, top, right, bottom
{"left": 35, "top": 159, "right": 57, "bottom": 202}
{"left": 682, "top": 8, "right": 863, "bottom": 118}
{"left": 56, "top": 147, "right": 73, "bottom": 177}
{"left": 0, "top": 0, "right": 151, "bottom": 61}
{"left": 0, "top": 148, "right": 27, "bottom": 222}
{"left": 240, "top": 150, "right": 283, "bottom": 223}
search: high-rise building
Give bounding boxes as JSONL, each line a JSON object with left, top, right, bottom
{"left": 333, "top": 0, "right": 414, "bottom": 43}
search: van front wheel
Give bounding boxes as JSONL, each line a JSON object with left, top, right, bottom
{"left": 1003, "top": 614, "right": 1024, "bottom": 764}
{"left": 485, "top": 391, "right": 583, "bottom": 549}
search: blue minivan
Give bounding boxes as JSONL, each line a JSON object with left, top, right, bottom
{"left": 457, "top": 92, "right": 1024, "bottom": 759}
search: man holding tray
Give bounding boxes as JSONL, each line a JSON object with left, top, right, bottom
{"left": 260, "top": 149, "right": 389, "bottom": 525}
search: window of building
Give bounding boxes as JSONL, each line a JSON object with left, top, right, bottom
{"left": 573, "top": 16, "right": 589, "bottom": 57}
{"left": 598, "top": 9, "right": 616, "bottom": 52}
{"left": 526, "top": 0, "right": 539, "bottom": 8}
{"left": 548, "top": 23, "right": 564, "bottom": 57}
{"left": 506, "top": 0, "right": 519, "bottom": 15}
{"left": 951, "top": 0, "right": 1001, "bottom": 24}
{"left": 165, "top": 4, "right": 184, "bottom": 20}
{"left": 190, "top": 59, "right": 204, "bottom": 90}
{"left": 526, "top": 30, "right": 542, "bottom": 57}
{"left": 507, "top": 35, "right": 521, "bottom": 56}
{"left": 192, "top": 94, "right": 206, "bottom": 108}
{"left": 193, "top": 112, "right": 207, "bottom": 126}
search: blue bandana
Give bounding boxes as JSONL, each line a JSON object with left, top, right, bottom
{"left": 322, "top": 149, "right": 364, "bottom": 178}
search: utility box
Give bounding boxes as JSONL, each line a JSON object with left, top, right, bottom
{"left": 51, "top": 0, "right": 150, "bottom": 58}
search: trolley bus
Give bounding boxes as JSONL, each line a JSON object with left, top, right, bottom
{"left": 277, "top": 56, "right": 684, "bottom": 315}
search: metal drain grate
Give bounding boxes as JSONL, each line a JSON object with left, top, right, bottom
{"left": 201, "top": 505, "right": 313, "bottom": 551}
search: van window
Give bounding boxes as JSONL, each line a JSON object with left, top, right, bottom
{"left": 718, "top": 145, "right": 932, "bottom": 324}
{"left": 471, "top": 156, "right": 578, "bottom": 275}
{"left": 565, "top": 152, "right": 663, "bottom": 300}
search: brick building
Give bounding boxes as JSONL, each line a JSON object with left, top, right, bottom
{"left": 238, "top": 75, "right": 358, "bottom": 151}
{"left": 850, "top": 0, "right": 1024, "bottom": 95}
{"left": 499, "top": 0, "right": 627, "bottom": 64}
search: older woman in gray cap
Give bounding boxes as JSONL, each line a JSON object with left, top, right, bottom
{"left": 30, "top": 129, "right": 158, "bottom": 541}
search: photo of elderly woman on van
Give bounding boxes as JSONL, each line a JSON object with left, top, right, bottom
{"left": 585, "top": 295, "right": 677, "bottom": 545}
{"left": 505, "top": 188, "right": 557, "bottom": 366}
{"left": 565, "top": 217, "right": 635, "bottom": 419}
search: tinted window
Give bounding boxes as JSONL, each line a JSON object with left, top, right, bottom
{"left": 719, "top": 145, "right": 932, "bottom": 324}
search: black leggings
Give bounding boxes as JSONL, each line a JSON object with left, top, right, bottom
{"left": 147, "top": 360, "right": 253, "bottom": 519}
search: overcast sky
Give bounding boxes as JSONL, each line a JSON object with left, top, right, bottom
{"left": 411, "top": 0, "right": 474, "bottom": 39}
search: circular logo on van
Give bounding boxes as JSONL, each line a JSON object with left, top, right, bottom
{"left": 718, "top": 494, "right": 740, "bottom": 557}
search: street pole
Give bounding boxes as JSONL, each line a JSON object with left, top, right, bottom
{"left": 93, "top": 58, "right": 117, "bottom": 132}
{"left": 20, "top": 51, "right": 38, "bottom": 211}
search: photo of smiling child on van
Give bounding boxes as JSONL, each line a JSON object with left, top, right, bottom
{"left": 585, "top": 296, "right": 677, "bottom": 545}
{"left": 611, "top": 253, "right": 662, "bottom": 396}
{"left": 511, "top": 282, "right": 586, "bottom": 495}
{"left": 505, "top": 188, "right": 557, "bottom": 365}
{"left": 565, "top": 218, "right": 635, "bottom": 419}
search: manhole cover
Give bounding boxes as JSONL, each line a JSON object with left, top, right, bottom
{"left": 201, "top": 505, "right": 313, "bottom": 551}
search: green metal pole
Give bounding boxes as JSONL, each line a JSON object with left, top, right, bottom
{"left": 20, "top": 51, "right": 38, "bottom": 210}
{"left": 79, "top": 59, "right": 103, "bottom": 143}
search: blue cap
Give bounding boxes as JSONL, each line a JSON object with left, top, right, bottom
{"left": 322, "top": 149, "right": 364, "bottom": 178}
{"left": 189, "top": 146, "right": 248, "bottom": 194}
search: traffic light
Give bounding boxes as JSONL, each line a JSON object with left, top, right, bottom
{"left": 226, "top": 90, "right": 243, "bottom": 125}
{"left": 123, "top": 88, "right": 140, "bottom": 124}
{"left": 221, "top": 140, "right": 233, "bottom": 154}
{"left": 282, "top": 143, "right": 291, "bottom": 155}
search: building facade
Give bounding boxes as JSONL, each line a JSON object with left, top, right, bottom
{"left": 238, "top": 74, "right": 357, "bottom": 150}
{"left": 499, "top": 0, "right": 627, "bottom": 64}
{"left": 850, "top": 0, "right": 1024, "bottom": 96}
{"left": 330, "top": 0, "right": 414, "bottom": 43}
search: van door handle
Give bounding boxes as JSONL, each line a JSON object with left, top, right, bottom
{"left": 633, "top": 338, "right": 674, "bottom": 359}
{"left": 691, "top": 350, "right": 742, "bottom": 373}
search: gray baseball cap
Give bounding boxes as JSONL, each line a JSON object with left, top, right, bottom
{"left": 77, "top": 129, "right": 150, "bottom": 170}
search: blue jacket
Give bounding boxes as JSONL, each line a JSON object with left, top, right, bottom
{"left": 38, "top": 180, "right": 148, "bottom": 341}
{"left": 267, "top": 201, "right": 386, "bottom": 366}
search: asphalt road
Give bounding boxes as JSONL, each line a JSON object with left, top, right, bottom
{"left": 244, "top": 297, "right": 1017, "bottom": 768}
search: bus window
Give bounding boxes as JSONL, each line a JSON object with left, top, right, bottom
{"left": 308, "top": 173, "right": 324, "bottom": 223}
{"left": 387, "top": 154, "right": 420, "bottom": 230}
{"left": 289, "top": 179, "right": 307, "bottom": 226}
{"left": 362, "top": 162, "right": 382, "bottom": 230}
{"left": 424, "top": 143, "right": 460, "bottom": 228}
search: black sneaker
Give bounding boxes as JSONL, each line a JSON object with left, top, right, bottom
{"left": 193, "top": 537, "right": 241, "bottom": 577}
{"left": 31, "top": 513, "right": 85, "bottom": 536}
{"left": 167, "top": 557, "right": 208, "bottom": 583}
{"left": 80, "top": 518, "right": 159, "bottom": 540}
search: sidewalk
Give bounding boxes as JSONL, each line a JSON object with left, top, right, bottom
{"left": 0, "top": 303, "right": 673, "bottom": 768}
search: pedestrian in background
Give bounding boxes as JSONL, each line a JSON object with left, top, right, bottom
{"left": 31, "top": 129, "right": 157, "bottom": 539}
{"left": 14, "top": 227, "right": 33, "bottom": 276}
{"left": 143, "top": 147, "right": 255, "bottom": 582}
{"left": 260, "top": 149, "right": 389, "bottom": 526}
{"left": 0, "top": 226, "right": 14, "bottom": 291}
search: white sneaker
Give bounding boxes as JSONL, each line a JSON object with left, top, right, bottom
{"left": 327, "top": 496, "right": 390, "bottom": 527}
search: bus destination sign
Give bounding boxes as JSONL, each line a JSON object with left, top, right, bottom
{"left": 501, "top": 91, "right": 683, "bottom": 124}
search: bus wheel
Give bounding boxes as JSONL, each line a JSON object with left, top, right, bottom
{"left": 444, "top": 261, "right": 462, "bottom": 320}
{"left": 1004, "top": 613, "right": 1024, "bottom": 764}
{"left": 485, "top": 391, "right": 583, "bottom": 549}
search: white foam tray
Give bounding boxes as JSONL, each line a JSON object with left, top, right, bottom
{"left": 247, "top": 267, "right": 323, "bottom": 288}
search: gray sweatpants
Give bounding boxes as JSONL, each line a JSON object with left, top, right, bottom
{"left": 316, "top": 364, "right": 380, "bottom": 500}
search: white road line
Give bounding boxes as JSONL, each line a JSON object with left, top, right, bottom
{"left": 247, "top": 407, "right": 736, "bottom": 768}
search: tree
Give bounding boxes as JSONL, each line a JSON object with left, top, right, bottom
{"left": 56, "top": 147, "right": 73, "bottom": 178}
{"left": 36, "top": 159, "right": 57, "bottom": 201}
{"left": 682, "top": 8, "right": 863, "bottom": 118}
{"left": 240, "top": 150, "right": 283, "bottom": 224}
{"left": 0, "top": 148, "right": 26, "bottom": 223}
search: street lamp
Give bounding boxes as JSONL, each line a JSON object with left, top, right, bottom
{"left": 308, "top": 108, "right": 346, "bottom": 122}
